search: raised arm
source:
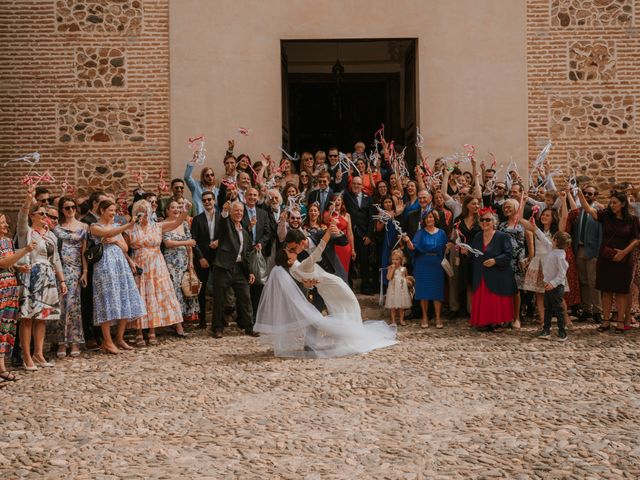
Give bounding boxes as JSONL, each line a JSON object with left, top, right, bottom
{"left": 90, "top": 219, "right": 135, "bottom": 239}
{"left": 558, "top": 191, "right": 569, "bottom": 232}
{"left": 160, "top": 208, "right": 189, "bottom": 233}
{"left": 576, "top": 189, "right": 597, "bottom": 219}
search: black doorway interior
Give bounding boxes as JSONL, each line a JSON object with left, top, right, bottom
{"left": 281, "top": 39, "right": 417, "bottom": 160}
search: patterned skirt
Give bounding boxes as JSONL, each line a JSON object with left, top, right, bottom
{"left": 19, "top": 262, "right": 61, "bottom": 321}
{"left": 0, "top": 270, "right": 19, "bottom": 356}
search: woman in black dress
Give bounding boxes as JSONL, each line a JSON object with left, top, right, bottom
{"left": 578, "top": 190, "right": 640, "bottom": 333}
{"left": 453, "top": 196, "right": 481, "bottom": 314}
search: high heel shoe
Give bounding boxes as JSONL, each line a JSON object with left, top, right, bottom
{"left": 32, "top": 357, "right": 54, "bottom": 368}
{"left": 22, "top": 362, "right": 38, "bottom": 371}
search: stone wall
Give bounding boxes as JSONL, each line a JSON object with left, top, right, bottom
{"left": 0, "top": 0, "right": 169, "bottom": 218}
{"left": 528, "top": 0, "right": 640, "bottom": 193}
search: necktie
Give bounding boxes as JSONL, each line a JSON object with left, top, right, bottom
{"left": 579, "top": 209, "right": 588, "bottom": 245}
{"left": 249, "top": 209, "right": 257, "bottom": 241}
{"left": 321, "top": 190, "right": 327, "bottom": 209}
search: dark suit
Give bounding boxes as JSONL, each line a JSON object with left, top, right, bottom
{"left": 328, "top": 163, "right": 347, "bottom": 192}
{"left": 190, "top": 209, "right": 221, "bottom": 327}
{"left": 211, "top": 214, "right": 254, "bottom": 334}
{"left": 471, "top": 230, "right": 517, "bottom": 296}
{"left": 344, "top": 190, "right": 374, "bottom": 293}
{"left": 308, "top": 188, "right": 334, "bottom": 216}
{"left": 242, "top": 205, "right": 272, "bottom": 321}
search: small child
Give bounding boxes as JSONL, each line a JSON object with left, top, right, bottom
{"left": 385, "top": 249, "right": 412, "bottom": 326}
{"left": 537, "top": 231, "right": 571, "bottom": 341}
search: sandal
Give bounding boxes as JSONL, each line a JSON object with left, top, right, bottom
{"left": 147, "top": 335, "right": 158, "bottom": 346}
{"left": 614, "top": 328, "right": 625, "bottom": 335}
{"left": 597, "top": 323, "right": 611, "bottom": 333}
{"left": 134, "top": 335, "right": 146, "bottom": 347}
{"left": 0, "top": 370, "right": 17, "bottom": 382}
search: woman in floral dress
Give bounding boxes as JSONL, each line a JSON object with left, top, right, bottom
{"left": 498, "top": 198, "right": 532, "bottom": 329}
{"left": 53, "top": 196, "right": 87, "bottom": 357}
{"left": 163, "top": 200, "right": 199, "bottom": 324}
{"left": 0, "top": 212, "right": 35, "bottom": 382}
{"left": 91, "top": 199, "right": 146, "bottom": 354}
{"left": 128, "top": 199, "right": 189, "bottom": 345}
{"left": 17, "top": 187, "right": 68, "bottom": 370}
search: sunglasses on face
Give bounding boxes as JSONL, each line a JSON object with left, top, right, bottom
{"left": 479, "top": 218, "right": 492, "bottom": 223}
{"left": 33, "top": 211, "right": 47, "bottom": 216}
{"left": 582, "top": 191, "right": 594, "bottom": 197}
{"left": 202, "top": 198, "right": 214, "bottom": 203}
{"left": 204, "top": 173, "right": 215, "bottom": 178}
{"left": 63, "top": 205, "right": 76, "bottom": 211}
{"left": 328, "top": 154, "right": 338, "bottom": 158}
{"left": 173, "top": 186, "right": 184, "bottom": 190}
{"left": 150, "top": 200, "right": 158, "bottom": 204}
{"left": 47, "top": 214, "right": 59, "bottom": 220}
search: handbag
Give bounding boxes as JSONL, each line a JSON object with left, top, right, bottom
{"left": 601, "top": 225, "right": 620, "bottom": 260}
{"left": 181, "top": 248, "right": 202, "bottom": 297}
{"left": 441, "top": 256, "right": 454, "bottom": 277}
{"left": 249, "top": 249, "right": 268, "bottom": 285}
{"left": 84, "top": 242, "right": 103, "bottom": 265}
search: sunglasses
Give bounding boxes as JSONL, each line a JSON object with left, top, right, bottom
{"left": 582, "top": 191, "right": 594, "bottom": 197}
{"left": 479, "top": 218, "right": 492, "bottom": 223}
{"left": 173, "top": 186, "right": 184, "bottom": 190}
{"left": 202, "top": 198, "right": 214, "bottom": 203}
{"left": 328, "top": 154, "right": 339, "bottom": 158}
{"left": 46, "top": 214, "right": 59, "bottom": 220}
{"left": 63, "top": 205, "right": 76, "bottom": 211}
{"left": 33, "top": 211, "right": 47, "bottom": 216}
{"left": 204, "top": 173, "right": 215, "bottom": 178}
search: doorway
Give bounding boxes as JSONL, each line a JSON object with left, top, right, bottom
{"left": 281, "top": 39, "right": 417, "bottom": 161}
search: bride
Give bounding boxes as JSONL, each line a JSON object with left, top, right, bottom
{"left": 254, "top": 226, "right": 397, "bottom": 358}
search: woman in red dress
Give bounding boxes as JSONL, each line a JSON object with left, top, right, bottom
{"left": 323, "top": 194, "right": 355, "bottom": 274}
{"left": 470, "top": 207, "right": 517, "bottom": 330}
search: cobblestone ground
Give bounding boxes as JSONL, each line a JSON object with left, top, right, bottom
{"left": 1, "top": 297, "right": 639, "bottom": 479}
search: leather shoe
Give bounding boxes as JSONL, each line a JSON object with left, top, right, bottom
{"left": 212, "top": 331, "right": 223, "bottom": 339}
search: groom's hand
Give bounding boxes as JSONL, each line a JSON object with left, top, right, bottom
{"left": 248, "top": 274, "right": 256, "bottom": 285}
{"left": 302, "top": 279, "right": 318, "bottom": 289}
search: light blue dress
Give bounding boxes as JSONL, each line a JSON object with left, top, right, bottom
{"left": 412, "top": 228, "right": 447, "bottom": 301}
{"left": 92, "top": 224, "right": 146, "bottom": 325}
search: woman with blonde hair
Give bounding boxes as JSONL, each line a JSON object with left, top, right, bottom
{"left": 127, "top": 199, "right": 189, "bottom": 346}
{"left": 17, "top": 187, "right": 67, "bottom": 370}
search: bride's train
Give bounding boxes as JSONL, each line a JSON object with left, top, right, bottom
{"left": 255, "top": 266, "right": 397, "bottom": 358}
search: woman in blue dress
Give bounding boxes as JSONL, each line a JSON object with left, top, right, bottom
{"left": 90, "top": 200, "right": 146, "bottom": 354}
{"left": 405, "top": 210, "right": 449, "bottom": 328}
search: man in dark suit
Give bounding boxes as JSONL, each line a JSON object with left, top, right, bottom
{"left": 307, "top": 171, "right": 334, "bottom": 215}
{"left": 190, "top": 190, "right": 220, "bottom": 329}
{"left": 242, "top": 187, "right": 272, "bottom": 322}
{"left": 343, "top": 176, "right": 374, "bottom": 293}
{"left": 211, "top": 200, "right": 257, "bottom": 338}
{"left": 326, "top": 147, "right": 347, "bottom": 192}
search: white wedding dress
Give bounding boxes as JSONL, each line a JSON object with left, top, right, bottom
{"left": 254, "top": 239, "right": 397, "bottom": 358}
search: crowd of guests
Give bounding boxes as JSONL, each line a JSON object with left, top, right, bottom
{"left": 0, "top": 137, "right": 639, "bottom": 385}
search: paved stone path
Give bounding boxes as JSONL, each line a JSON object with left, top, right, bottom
{"left": 1, "top": 299, "right": 639, "bottom": 479}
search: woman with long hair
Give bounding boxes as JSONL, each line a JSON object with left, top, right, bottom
{"left": 453, "top": 196, "right": 481, "bottom": 314}
{"left": 279, "top": 158, "right": 299, "bottom": 189}
{"left": 498, "top": 198, "right": 533, "bottom": 329}
{"left": 374, "top": 195, "right": 402, "bottom": 288}
{"left": 303, "top": 202, "right": 325, "bottom": 237}
{"left": 323, "top": 194, "right": 355, "bottom": 274}
{"left": 578, "top": 189, "right": 640, "bottom": 333}
{"left": 17, "top": 187, "right": 67, "bottom": 370}
{"left": 163, "top": 200, "right": 200, "bottom": 325}
{"left": 53, "top": 196, "right": 88, "bottom": 358}
{"left": 0, "top": 212, "right": 35, "bottom": 381}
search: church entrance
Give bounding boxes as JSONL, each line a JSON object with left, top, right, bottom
{"left": 281, "top": 39, "right": 417, "bottom": 161}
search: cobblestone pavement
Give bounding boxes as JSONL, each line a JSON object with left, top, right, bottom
{"left": 1, "top": 298, "right": 639, "bottom": 479}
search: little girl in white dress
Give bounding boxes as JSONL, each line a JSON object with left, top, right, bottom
{"left": 385, "top": 249, "right": 413, "bottom": 326}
